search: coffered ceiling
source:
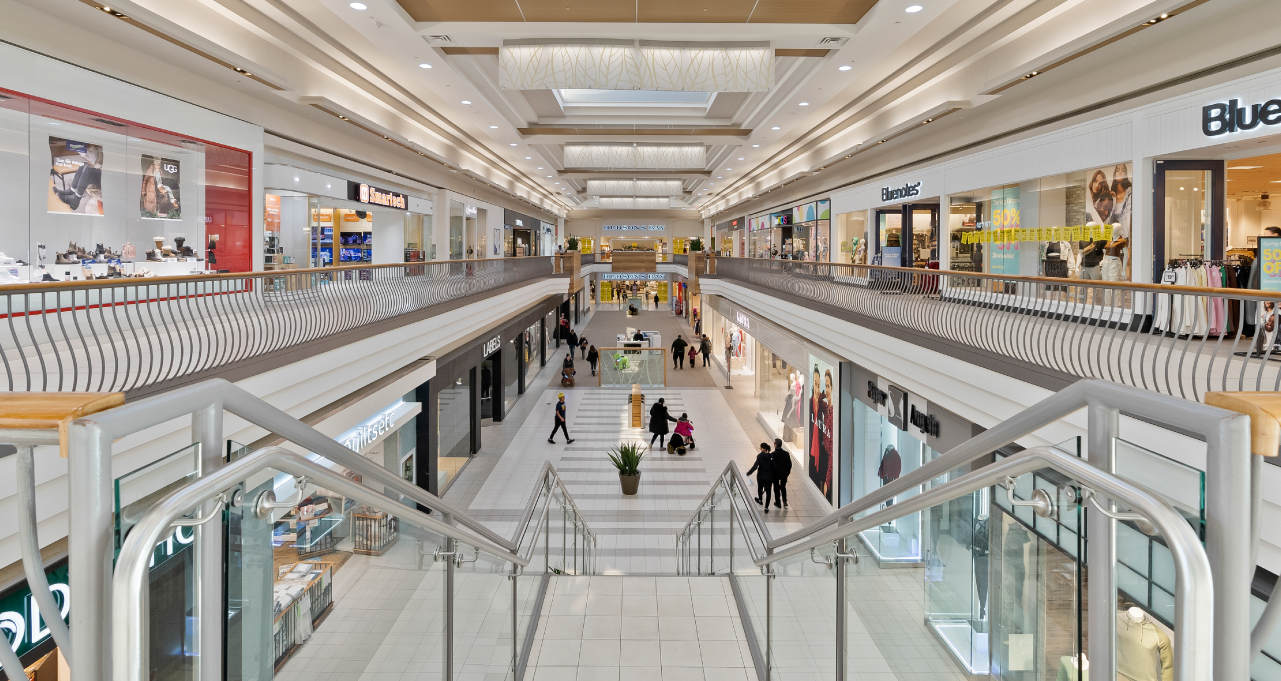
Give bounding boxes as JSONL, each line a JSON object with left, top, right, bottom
{"left": 396, "top": 0, "right": 878, "bottom": 23}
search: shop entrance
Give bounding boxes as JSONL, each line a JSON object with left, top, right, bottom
{"left": 875, "top": 203, "right": 939, "bottom": 267}
{"left": 1153, "top": 159, "right": 1226, "bottom": 278}
{"left": 480, "top": 354, "right": 497, "bottom": 422}
{"left": 512, "top": 228, "right": 532, "bottom": 256}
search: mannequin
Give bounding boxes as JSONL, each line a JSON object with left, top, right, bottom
{"left": 1056, "top": 654, "right": 1089, "bottom": 681}
{"left": 1117, "top": 607, "right": 1173, "bottom": 681}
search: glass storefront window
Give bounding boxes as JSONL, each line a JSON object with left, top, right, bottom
{"left": 0, "top": 89, "right": 251, "bottom": 281}
{"left": 835, "top": 211, "right": 868, "bottom": 264}
{"left": 523, "top": 321, "right": 540, "bottom": 391}
{"left": 504, "top": 337, "right": 519, "bottom": 413}
{"left": 449, "top": 200, "right": 464, "bottom": 260}
{"left": 438, "top": 374, "right": 470, "bottom": 491}
{"left": 756, "top": 346, "right": 804, "bottom": 452}
{"left": 948, "top": 162, "right": 1134, "bottom": 283}
{"left": 847, "top": 400, "right": 929, "bottom": 562}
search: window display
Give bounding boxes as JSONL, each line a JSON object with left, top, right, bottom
{"left": 948, "top": 163, "right": 1133, "bottom": 283}
{"left": 438, "top": 374, "right": 471, "bottom": 490}
{"left": 0, "top": 88, "right": 252, "bottom": 279}
{"left": 523, "top": 321, "right": 540, "bottom": 391}
{"left": 848, "top": 399, "right": 928, "bottom": 561}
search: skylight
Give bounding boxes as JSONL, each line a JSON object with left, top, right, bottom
{"left": 557, "top": 89, "right": 715, "bottom": 108}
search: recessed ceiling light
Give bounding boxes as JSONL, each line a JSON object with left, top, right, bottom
{"left": 489, "top": 125, "right": 498, "bottom": 129}
{"left": 462, "top": 100, "right": 472, "bottom": 104}
{"left": 738, "top": 157, "right": 744, "bottom": 160}
{"left": 799, "top": 102, "right": 809, "bottom": 106}
{"left": 771, "top": 126, "right": 780, "bottom": 130}
{"left": 547, "top": 175, "right": 553, "bottom": 178}
{"left": 509, "top": 143, "right": 517, "bottom": 146}
{"left": 838, "top": 65, "right": 852, "bottom": 71}
{"left": 538, "top": 167, "right": 544, "bottom": 170}
{"left": 555, "top": 182, "right": 560, "bottom": 184}
{"left": 717, "top": 176, "right": 723, "bottom": 179}
{"left": 526, "top": 156, "right": 532, "bottom": 159}
{"left": 752, "top": 144, "right": 760, "bottom": 148}
{"left": 1229, "top": 165, "right": 1263, "bottom": 170}
{"left": 419, "top": 63, "right": 432, "bottom": 69}
{"left": 349, "top": 2, "right": 366, "bottom": 8}
{"left": 905, "top": 4, "right": 923, "bottom": 11}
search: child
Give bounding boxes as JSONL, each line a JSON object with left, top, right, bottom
{"left": 688, "top": 345, "right": 698, "bottom": 368}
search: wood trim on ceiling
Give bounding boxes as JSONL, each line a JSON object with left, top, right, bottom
{"left": 519, "top": 127, "right": 750, "bottom": 136}
{"left": 774, "top": 49, "right": 831, "bottom": 57}
{"left": 441, "top": 47, "right": 501, "bottom": 55}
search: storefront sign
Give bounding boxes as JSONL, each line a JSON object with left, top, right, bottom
{"left": 0, "top": 561, "right": 69, "bottom": 661}
{"left": 348, "top": 182, "right": 407, "bottom": 210}
{"left": 1202, "top": 97, "right": 1281, "bottom": 136}
{"left": 603, "top": 225, "right": 665, "bottom": 231}
{"left": 735, "top": 311, "right": 751, "bottom": 329}
{"left": 338, "top": 401, "right": 405, "bottom": 452}
{"left": 482, "top": 335, "right": 502, "bottom": 356}
{"left": 909, "top": 405, "right": 941, "bottom": 438}
{"left": 1261, "top": 237, "right": 1281, "bottom": 291}
{"left": 602, "top": 273, "right": 666, "bottom": 280}
{"left": 881, "top": 181, "right": 923, "bottom": 203}
{"left": 866, "top": 380, "right": 889, "bottom": 407}
{"left": 466, "top": 205, "right": 478, "bottom": 218}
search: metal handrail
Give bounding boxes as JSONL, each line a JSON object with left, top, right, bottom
{"left": 111, "top": 445, "right": 527, "bottom": 681}
{"left": 0, "top": 256, "right": 559, "bottom": 393}
{"left": 752, "top": 446, "right": 1212, "bottom": 681}
{"left": 708, "top": 256, "right": 1281, "bottom": 402}
{"left": 678, "top": 462, "right": 771, "bottom": 552}
{"left": 512, "top": 460, "right": 598, "bottom": 562}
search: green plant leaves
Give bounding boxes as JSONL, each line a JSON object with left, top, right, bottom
{"left": 607, "top": 441, "right": 646, "bottom": 475}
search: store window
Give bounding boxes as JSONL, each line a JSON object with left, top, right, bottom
{"left": 449, "top": 200, "right": 465, "bottom": 260}
{"left": 834, "top": 210, "right": 868, "bottom": 264}
{"left": 0, "top": 88, "right": 251, "bottom": 281}
{"left": 847, "top": 399, "right": 929, "bottom": 561}
{"left": 438, "top": 373, "right": 471, "bottom": 490}
{"left": 947, "top": 163, "right": 1133, "bottom": 282}
{"left": 504, "top": 337, "right": 519, "bottom": 413}
{"left": 523, "top": 321, "right": 540, "bottom": 391}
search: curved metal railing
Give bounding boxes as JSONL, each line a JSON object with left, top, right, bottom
{"left": 710, "top": 257, "right": 1281, "bottom": 402}
{"left": 0, "top": 257, "right": 557, "bottom": 393}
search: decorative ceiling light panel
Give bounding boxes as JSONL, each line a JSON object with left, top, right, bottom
{"left": 499, "top": 40, "right": 772, "bottom": 92}
{"left": 587, "top": 180, "right": 684, "bottom": 196}
{"left": 564, "top": 145, "right": 706, "bottom": 169}
{"left": 599, "top": 197, "right": 672, "bottom": 210}
{"left": 638, "top": 41, "right": 773, "bottom": 92}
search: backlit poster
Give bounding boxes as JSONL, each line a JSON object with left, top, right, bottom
{"left": 1086, "top": 162, "right": 1133, "bottom": 280}
{"left": 601, "top": 280, "right": 614, "bottom": 302}
{"left": 1261, "top": 237, "right": 1281, "bottom": 292}
{"left": 48, "top": 137, "right": 104, "bottom": 215}
{"left": 989, "top": 187, "right": 1020, "bottom": 275}
{"left": 264, "top": 193, "right": 281, "bottom": 232}
{"left": 807, "top": 354, "right": 837, "bottom": 504}
{"left": 140, "top": 154, "right": 181, "bottom": 219}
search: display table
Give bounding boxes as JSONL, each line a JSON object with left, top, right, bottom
{"left": 272, "top": 561, "right": 334, "bottom": 671}
{"left": 352, "top": 509, "right": 398, "bottom": 555}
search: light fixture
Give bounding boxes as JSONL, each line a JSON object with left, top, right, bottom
{"left": 547, "top": 175, "right": 553, "bottom": 178}
{"left": 419, "top": 63, "right": 432, "bottom": 69}
{"left": 1229, "top": 165, "right": 1263, "bottom": 170}
{"left": 838, "top": 65, "right": 852, "bottom": 71}
{"left": 489, "top": 125, "right": 499, "bottom": 129}
{"left": 752, "top": 144, "right": 760, "bottom": 148}
{"left": 905, "top": 4, "right": 922, "bottom": 11}
{"left": 509, "top": 143, "right": 518, "bottom": 146}
{"left": 799, "top": 102, "right": 809, "bottom": 106}
{"left": 555, "top": 182, "right": 560, "bottom": 184}
{"left": 349, "top": 1, "right": 366, "bottom": 8}
{"left": 525, "top": 156, "right": 532, "bottom": 159}
{"left": 738, "top": 157, "right": 744, "bottom": 160}
{"left": 1180, "top": 187, "right": 1185, "bottom": 190}
{"left": 538, "top": 167, "right": 544, "bottom": 170}
{"left": 771, "top": 126, "right": 780, "bottom": 130}
{"left": 461, "top": 100, "right": 472, "bottom": 104}
{"left": 717, "top": 176, "right": 723, "bottom": 179}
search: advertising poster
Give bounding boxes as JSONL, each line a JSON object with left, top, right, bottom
{"left": 1261, "top": 237, "right": 1281, "bottom": 292}
{"left": 140, "top": 154, "right": 181, "bottom": 219}
{"left": 48, "top": 137, "right": 104, "bottom": 215}
{"left": 264, "top": 193, "right": 281, "bottom": 232}
{"left": 1086, "top": 162, "right": 1133, "bottom": 280}
{"left": 807, "top": 354, "right": 837, "bottom": 503}
{"left": 989, "top": 187, "right": 1020, "bottom": 275}
{"left": 600, "top": 280, "right": 613, "bottom": 302}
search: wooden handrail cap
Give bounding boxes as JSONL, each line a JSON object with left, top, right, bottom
{"left": 1205, "top": 391, "right": 1281, "bottom": 457}
{"left": 0, "top": 392, "right": 125, "bottom": 429}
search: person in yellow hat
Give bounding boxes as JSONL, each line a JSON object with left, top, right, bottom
{"left": 549, "top": 392, "right": 574, "bottom": 444}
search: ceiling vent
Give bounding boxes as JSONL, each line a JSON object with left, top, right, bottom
{"left": 818, "top": 37, "right": 848, "bottom": 46}
{"left": 424, "top": 35, "right": 454, "bottom": 44}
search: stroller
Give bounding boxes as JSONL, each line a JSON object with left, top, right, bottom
{"left": 667, "top": 417, "right": 696, "bottom": 455}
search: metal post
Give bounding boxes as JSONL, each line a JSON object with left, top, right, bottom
{"left": 1086, "top": 403, "right": 1118, "bottom": 681}
{"left": 511, "top": 566, "right": 518, "bottom": 678}
{"left": 1206, "top": 411, "right": 1252, "bottom": 681}
{"left": 68, "top": 420, "right": 113, "bottom": 681}
{"left": 16, "top": 445, "right": 73, "bottom": 665}
{"left": 765, "top": 568, "right": 773, "bottom": 681}
{"left": 697, "top": 516, "right": 703, "bottom": 576}
{"left": 193, "top": 403, "right": 224, "bottom": 681}
{"left": 710, "top": 502, "right": 715, "bottom": 574}
{"left": 446, "top": 535, "right": 455, "bottom": 681}
{"left": 835, "top": 537, "right": 846, "bottom": 681}
{"left": 729, "top": 493, "right": 735, "bottom": 569}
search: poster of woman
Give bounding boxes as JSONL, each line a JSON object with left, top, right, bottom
{"left": 807, "top": 356, "right": 837, "bottom": 503}
{"left": 140, "top": 155, "right": 181, "bottom": 219}
{"left": 1086, "top": 162, "right": 1132, "bottom": 281}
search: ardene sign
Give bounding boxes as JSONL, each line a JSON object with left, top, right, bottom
{"left": 881, "top": 181, "right": 923, "bottom": 203}
{"left": 1203, "top": 97, "right": 1281, "bottom": 136}
{"left": 349, "top": 181, "right": 407, "bottom": 210}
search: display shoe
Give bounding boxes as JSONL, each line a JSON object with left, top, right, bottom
{"left": 145, "top": 250, "right": 161, "bottom": 262}
{"left": 55, "top": 253, "right": 75, "bottom": 264}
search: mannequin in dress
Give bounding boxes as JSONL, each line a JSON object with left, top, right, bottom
{"left": 1117, "top": 607, "right": 1173, "bottom": 681}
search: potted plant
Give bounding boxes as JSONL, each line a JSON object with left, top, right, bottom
{"left": 608, "top": 441, "right": 645, "bottom": 495}
{"left": 690, "top": 237, "right": 703, "bottom": 252}
{"left": 566, "top": 237, "right": 580, "bottom": 252}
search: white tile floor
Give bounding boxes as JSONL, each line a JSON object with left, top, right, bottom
{"left": 526, "top": 576, "right": 756, "bottom": 681}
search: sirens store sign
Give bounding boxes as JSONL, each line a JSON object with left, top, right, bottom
{"left": 1202, "top": 98, "right": 1281, "bottom": 136}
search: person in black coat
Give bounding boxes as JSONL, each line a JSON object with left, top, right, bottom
{"left": 771, "top": 438, "right": 792, "bottom": 509}
{"left": 649, "top": 397, "right": 677, "bottom": 448}
{"left": 746, "top": 443, "right": 776, "bottom": 512}
{"left": 671, "top": 334, "right": 689, "bottom": 369}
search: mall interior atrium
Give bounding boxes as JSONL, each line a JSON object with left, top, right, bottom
{"left": 1, "top": 0, "right": 1281, "bottom": 680}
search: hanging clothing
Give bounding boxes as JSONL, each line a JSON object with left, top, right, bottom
{"left": 877, "top": 446, "right": 902, "bottom": 484}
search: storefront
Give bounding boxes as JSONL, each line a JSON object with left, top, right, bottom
{"left": 0, "top": 84, "right": 254, "bottom": 281}
{"left": 714, "top": 217, "right": 744, "bottom": 257}
{"left": 600, "top": 273, "right": 669, "bottom": 309}
{"left": 415, "top": 296, "right": 564, "bottom": 495}
{"left": 263, "top": 164, "right": 433, "bottom": 269}
{"left": 504, "top": 209, "right": 540, "bottom": 256}
{"left": 705, "top": 295, "right": 843, "bottom": 505}
{"left": 743, "top": 199, "right": 831, "bottom": 260}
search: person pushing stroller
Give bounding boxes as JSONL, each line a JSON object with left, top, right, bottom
{"left": 668, "top": 413, "right": 696, "bottom": 454}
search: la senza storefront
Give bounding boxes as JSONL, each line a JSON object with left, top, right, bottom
{"left": 704, "top": 296, "right": 843, "bottom": 505}
{"left": 0, "top": 88, "right": 252, "bottom": 281}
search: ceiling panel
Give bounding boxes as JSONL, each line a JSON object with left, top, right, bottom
{"left": 637, "top": 0, "right": 756, "bottom": 22}
{"left": 519, "top": 0, "right": 638, "bottom": 21}
{"left": 746, "top": 0, "right": 876, "bottom": 23}
{"left": 396, "top": 0, "right": 524, "bottom": 21}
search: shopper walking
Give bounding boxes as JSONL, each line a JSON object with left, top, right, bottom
{"left": 579, "top": 336, "right": 588, "bottom": 359}
{"left": 671, "top": 334, "right": 688, "bottom": 369}
{"left": 568, "top": 328, "right": 579, "bottom": 352}
{"left": 693, "top": 310, "right": 702, "bottom": 336}
{"left": 746, "top": 443, "right": 776, "bottom": 512}
{"left": 548, "top": 392, "right": 574, "bottom": 444}
{"left": 688, "top": 345, "right": 698, "bottom": 368}
{"left": 649, "top": 397, "right": 677, "bottom": 448}
{"left": 771, "top": 438, "right": 791, "bottom": 509}
{"left": 653, "top": 292, "right": 660, "bottom": 310}
{"left": 699, "top": 335, "right": 712, "bottom": 367}
{"left": 586, "top": 345, "right": 599, "bottom": 376}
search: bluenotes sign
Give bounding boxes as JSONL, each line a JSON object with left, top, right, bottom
{"left": 881, "top": 181, "right": 922, "bottom": 203}
{"left": 1202, "top": 97, "right": 1281, "bottom": 136}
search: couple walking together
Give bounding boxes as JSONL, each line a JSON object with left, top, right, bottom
{"left": 746, "top": 440, "right": 792, "bottom": 512}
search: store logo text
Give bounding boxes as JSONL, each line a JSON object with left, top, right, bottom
{"left": 909, "top": 405, "right": 940, "bottom": 438}
{"left": 881, "top": 181, "right": 922, "bottom": 202}
{"left": 866, "top": 381, "right": 889, "bottom": 407}
{"left": 1202, "top": 98, "right": 1281, "bottom": 136}
{"left": 735, "top": 311, "right": 751, "bottom": 329}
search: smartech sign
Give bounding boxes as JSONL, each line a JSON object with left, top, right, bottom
{"left": 1202, "top": 97, "right": 1281, "bottom": 136}
{"left": 349, "top": 181, "right": 408, "bottom": 209}
{"left": 881, "top": 181, "right": 923, "bottom": 203}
